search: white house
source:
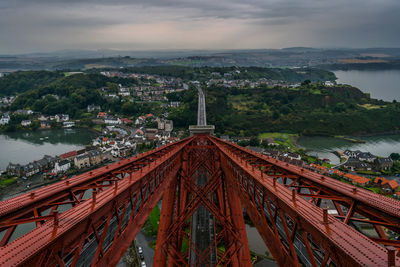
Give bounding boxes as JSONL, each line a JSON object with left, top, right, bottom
{"left": 21, "top": 120, "right": 31, "bottom": 127}
{"left": 105, "top": 116, "right": 121, "bottom": 125}
{"left": 63, "top": 121, "right": 75, "bottom": 128}
{"left": 53, "top": 160, "right": 71, "bottom": 174}
{"left": 0, "top": 114, "right": 10, "bottom": 125}
{"left": 55, "top": 114, "right": 69, "bottom": 122}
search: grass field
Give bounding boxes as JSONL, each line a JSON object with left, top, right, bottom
{"left": 258, "top": 132, "right": 299, "bottom": 150}
{"left": 142, "top": 205, "right": 161, "bottom": 237}
{"left": 358, "top": 103, "right": 385, "bottom": 110}
{"left": 0, "top": 177, "right": 17, "bottom": 186}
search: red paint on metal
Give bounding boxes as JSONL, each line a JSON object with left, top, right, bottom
{"left": 0, "top": 135, "right": 399, "bottom": 266}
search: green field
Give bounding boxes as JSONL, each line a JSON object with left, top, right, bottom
{"left": 142, "top": 205, "right": 161, "bottom": 237}
{"left": 0, "top": 177, "right": 17, "bottom": 186}
{"left": 257, "top": 132, "right": 299, "bottom": 149}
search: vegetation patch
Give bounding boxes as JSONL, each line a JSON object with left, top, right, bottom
{"left": 142, "top": 205, "right": 161, "bottom": 238}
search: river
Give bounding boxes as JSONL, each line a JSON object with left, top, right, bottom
{"left": 334, "top": 70, "right": 400, "bottom": 102}
{"left": 0, "top": 128, "right": 96, "bottom": 170}
{"left": 298, "top": 134, "right": 400, "bottom": 165}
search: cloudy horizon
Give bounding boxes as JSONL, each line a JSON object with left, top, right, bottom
{"left": 1, "top": 0, "right": 399, "bottom": 54}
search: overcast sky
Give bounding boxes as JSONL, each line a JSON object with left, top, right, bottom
{"left": 0, "top": 0, "right": 399, "bottom": 54}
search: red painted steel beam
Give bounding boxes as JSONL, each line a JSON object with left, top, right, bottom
{"left": 211, "top": 136, "right": 399, "bottom": 267}
{"left": 0, "top": 138, "right": 190, "bottom": 247}
{"left": 0, "top": 138, "right": 192, "bottom": 266}
{"left": 0, "top": 139, "right": 188, "bottom": 221}
{"left": 213, "top": 137, "right": 400, "bottom": 237}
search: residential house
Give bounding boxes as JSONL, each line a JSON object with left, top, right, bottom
{"left": 104, "top": 116, "right": 121, "bottom": 125}
{"left": 74, "top": 154, "right": 90, "bottom": 169}
{"left": 22, "top": 162, "right": 40, "bottom": 177}
{"left": 284, "top": 152, "right": 301, "bottom": 161}
{"left": 88, "top": 150, "right": 102, "bottom": 165}
{"left": 63, "top": 121, "right": 75, "bottom": 128}
{"left": 38, "top": 115, "right": 49, "bottom": 121}
{"left": 164, "top": 120, "right": 173, "bottom": 132}
{"left": 374, "top": 177, "right": 399, "bottom": 193}
{"left": 343, "top": 158, "right": 372, "bottom": 171}
{"left": 374, "top": 158, "right": 393, "bottom": 170}
{"left": 120, "top": 118, "right": 133, "bottom": 124}
{"left": 40, "top": 121, "right": 51, "bottom": 129}
{"left": 145, "top": 128, "right": 158, "bottom": 139}
{"left": 97, "top": 112, "right": 107, "bottom": 118}
{"left": 344, "top": 150, "right": 376, "bottom": 162}
{"left": 7, "top": 163, "right": 23, "bottom": 177}
{"left": 87, "top": 105, "right": 101, "bottom": 112}
{"left": 60, "top": 150, "right": 78, "bottom": 161}
{"left": 55, "top": 114, "right": 69, "bottom": 122}
{"left": 14, "top": 109, "right": 33, "bottom": 115}
{"left": 118, "top": 87, "right": 130, "bottom": 96}
{"left": 169, "top": 101, "right": 181, "bottom": 108}
{"left": 21, "top": 120, "right": 31, "bottom": 127}
{"left": 0, "top": 114, "right": 10, "bottom": 125}
{"left": 53, "top": 160, "right": 71, "bottom": 174}
{"left": 343, "top": 173, "right": 370, "bottom": 186}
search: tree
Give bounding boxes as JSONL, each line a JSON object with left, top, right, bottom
{"left": 390, "top": 153, "right": 400, "bottom": 161}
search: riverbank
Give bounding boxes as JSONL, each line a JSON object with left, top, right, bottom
{"left": 0, "top": 128, "right": 97, "bottom": 170}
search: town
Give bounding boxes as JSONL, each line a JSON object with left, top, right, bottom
{"left": 1, "top": 69, "right": 399, "bottom": 203}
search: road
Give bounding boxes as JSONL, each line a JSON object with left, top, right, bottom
{"left": 135, "top": 231, "right": 154, "bottom": 267}
{"left": 196, "top": 86, "right": 207, "bottom": 126}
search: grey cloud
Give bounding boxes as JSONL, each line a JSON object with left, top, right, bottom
{"left": 0, "top": 0, "right": 399, "bottom": 53}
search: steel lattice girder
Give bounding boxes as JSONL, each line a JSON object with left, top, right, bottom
{"left": 212, "top": 137, "right": 400, "bottom": 247}
{"left": 0, "top": 135, "right": 399, "bottom": 266}
{"left": 211, "top": 136, "right": 400, "bottom": 267}
{"left": 0, "top": 138, "right": 191, "bottom": 266}
{"left": 0, "top": 138, "right": 190, "bottom": 248}
{"left": 154, "top": 135, "right": 252, "bottom": 266}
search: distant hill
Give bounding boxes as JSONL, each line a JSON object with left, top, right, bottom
{"left": 1, "top": 47, "right": 400, "bottom": 72}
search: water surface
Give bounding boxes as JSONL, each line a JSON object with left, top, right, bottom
{"left": 298, "top": 134, "right": 400, "bottom": 165}
{"left": 0, "top": 128, "right": 96, "bottom": 170}
{"left": 334, "top": 70, "right": 400, "bottom": 101}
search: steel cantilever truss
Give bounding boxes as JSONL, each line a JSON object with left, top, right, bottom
{"left": 0, "top": 134, "right": 399, "bottom": 266}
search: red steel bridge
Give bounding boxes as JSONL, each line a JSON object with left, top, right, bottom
{"left": 1, "top": 91, "right": 400, "bottom": 266}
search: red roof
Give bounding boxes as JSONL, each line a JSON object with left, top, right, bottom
{"left": 60, "top": 150, "right": 77, "bottom": 159}
{"left": 97, "top": 112, "right": 107, "bottom": 117}
{"left": 120, "top": 118, "right": 133, "bottom": 123}
{"left": 344, "top": 173, "right": 369, "bottom": 184}
{"left": 388, "top": 180, "right": 399, "bottom": 190}
{"left": 374, "top": 177, "right": 398, "bottom": 190}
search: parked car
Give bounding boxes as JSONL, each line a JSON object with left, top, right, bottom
{"left": 137, "top": 246, "right": 144, "bottom": 260}
{"left": 141, "top": 261, "right": 146, "bottom": 267}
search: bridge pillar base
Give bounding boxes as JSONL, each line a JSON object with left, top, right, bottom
{"left": 189, "top": 125, "right": 215, "bottom": 135}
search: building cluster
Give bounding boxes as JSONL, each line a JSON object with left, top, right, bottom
{"left": 7, "top": 155, "right": 57, "bottom": 178}
{"left": 207, "top": 77, "right": 292, "bottom": 89}
{"left": 246, "top": 145, "right": 399, "bottom": 198}
{"left": 0, "top": 109, "right": 76, "bottom": 129}
{"left": 308, "top": 163, "right": 399, "bottom": 196}
{"left": 6, "top": 147, "right": 105, "bottom": 178}
{"left": 89, "top": 109, "right": 177, "bottom": 159}
{"left": 92, "top": 136, "right": 136, "bottom": 158}
{"left": 341, "top": 150, "right": 393, "bottom": 172}
{"left": 0, "top": 96, "right": 16, "bottom": 109}
{"left": 100, "top": 72, "right": 188, "bottom": 102}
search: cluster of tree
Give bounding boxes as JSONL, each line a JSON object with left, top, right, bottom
{"left": 170, "top": 84, "right": 400, "bottom": 136}
{"left": 117, "top": 66, "right": 335, "bottom": 82}
{"left": 0, "top": 71, "right": 63, "bottom": 96}
{"left": 319, "top": 59, "right": 400, "bottom": 71}
{"left": 2, "top": 72, "right": 146, "bottom": 119}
